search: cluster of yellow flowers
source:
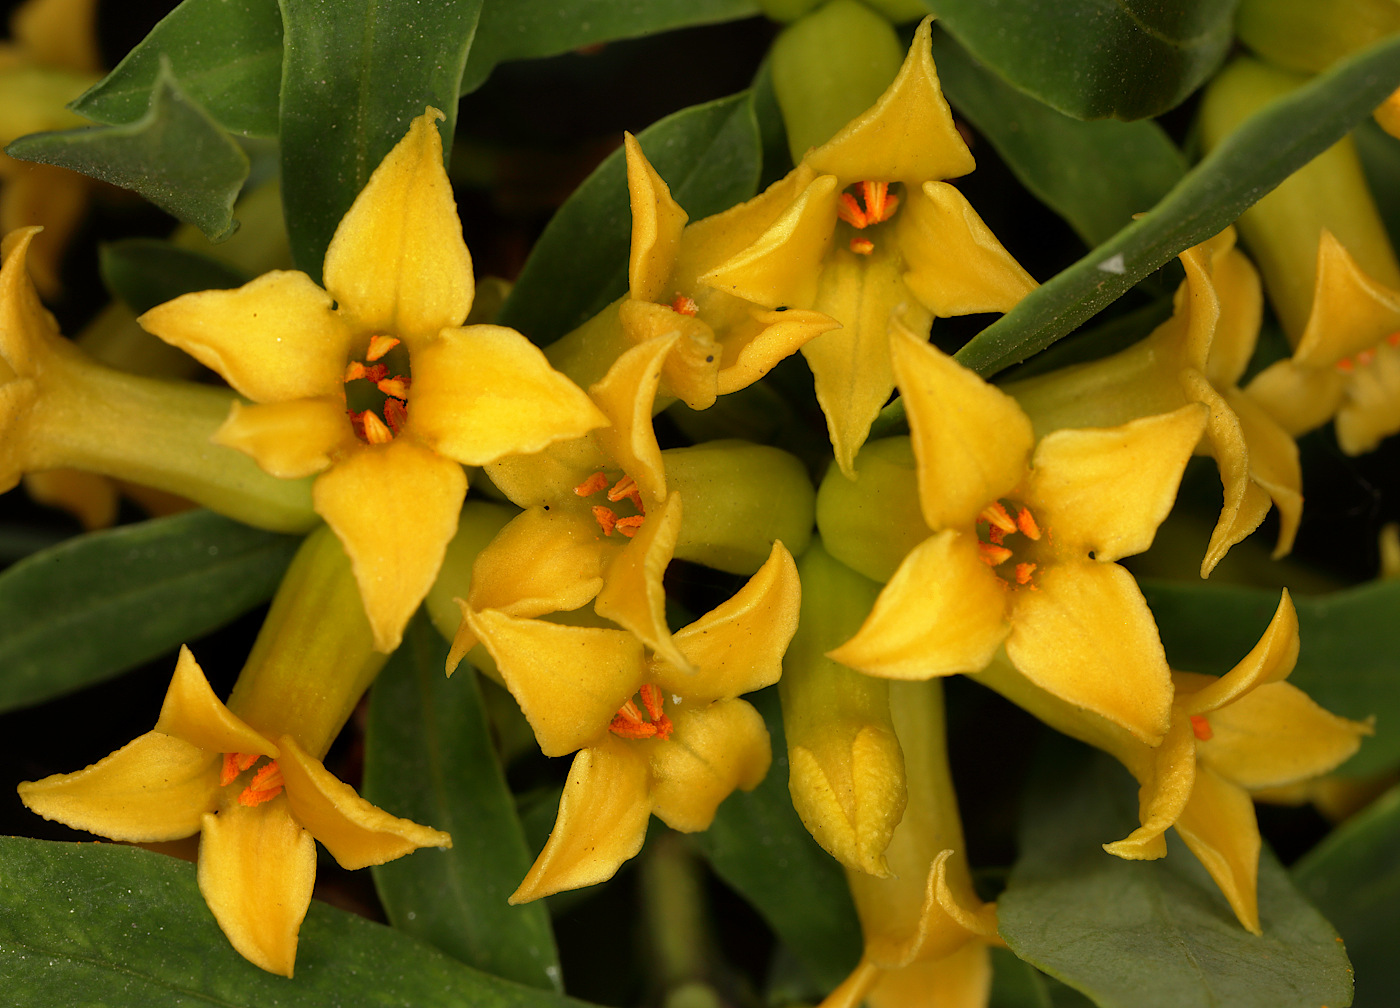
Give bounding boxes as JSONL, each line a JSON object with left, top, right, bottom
{"left": 2, "top": 14, "right": 1388, "bottom": 1001}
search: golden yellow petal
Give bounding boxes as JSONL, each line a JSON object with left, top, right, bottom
{"left": 1224, "top": 387, "right": 1303, "bottom": 558}
{"left": 674, "top": 164, "right": 820, "bottom": 286}
{"left": 154, "top": 645, "right": 278, "bottom": 758}
{"left": 1203, "top": 244, "right": 1265, "bottom": 388}
{"left": 1243, "top": 357, "right": 1347, "bottom": 439}
{"left": 0, "top": 377, "right": 37, "bottom": 493}
{"left": 789, "top": 723, "right": 905, "bottom": 877}
{"left": 1377, "top": 86, "right": 1400, "bottom": 138}
{"left": 617, "top": 298, "right": 720, "bottom": 411}
{"left": 18, "top": 730, "right": 218, "bottom": 841}
{"left": 854, "top": 849, "right": 998, "bottom": 968}
{"left": 321, "top": 107, "right": 473, "bottom": 338}
{"left": 890, "top": 325, "right": 1033, "bottom": 531}
{"left": 657, "top": 541, "right": 800, "bottom": 701}
{"left": 821, "top": 957, "right": 885, "bottom": 1008}
{"left": 276, "top": 734, "right": 450, "bottom": 869}
{"left": 11, "top": 0, "right": 101, "bottom": 73}
{"left": 816, "top": 436, "right": 930, "bottom": 584}
{"left": 804, "top": 19, "right": 975, "bottom": 184}
{"left": 1335, "top": 339, "right": 1400, "bottom": 455}
{"left": 1172, "top": 765, "right": 1262, "bottom": 934}
{"left": 213, "top": 397, "right": 351, "bottom": 479}
{"left": 313, "top": 439, "right": 467, "bottom": 652}
{"left": 1027, "top": 404, "right": 1206, "bottom": 562}
{"left": 625, "top": 132, "right": 688, "bottom": 304}
{"left": 22, "top": 469, "right": 118, "bottom": 530}
{"left": 411, "top": 324, "right": 608, "bottom": 465}
{"left": 464, "top": 507, "right": 607, "bottom": 620}
{"left": 594, "top": 491, "right": 689, "bottom": 672}
{"left": 896, "top": 182, "right": 1037, "bottom": 317}
{"left": 138, "top": 271, "right": 350, "bottom": 403}
{"left": 1178, "top": 591, "right": 1298, "bottom": 716}
{"left": 715, "top": 305, "right": 838, "bottom": 397}
{"left": 484, "top": 428, "right": 604, "bottom": 508}
{"left": 1, "top": 162, "right": 89, "bottom": 297}
{"left": 1293, "top": 229, "right": 1400, "bottom": 368}
{"left": 1005, "top": 560, "right": 1172, "bottom": 745}
{"left": 650, "top": 698, "right": 772, "bottom": 833}
{"left": 510, "top": 737, "right": 652, "bottom": 903}
{"left": 1102, "top": 716, "right": 1196, "bottom": 861}
{"left": 828, "top": 530, "right": 1009, "bottom": 679}
{"left": 588, "top": 332, "right": 677, "bottom": 505}
{"left": 197, "top": 801, "right": 317, "bottom": 977}
{"left": 1, "top": 226, "right": 62, "bottom": 379}
{"left": 865, "top": 941, "right": 991, "bottom": 1008}
{"left": 468, "top": 609, "right": 645, "bottom": 757}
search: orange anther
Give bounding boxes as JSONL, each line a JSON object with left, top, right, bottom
{"left": 837, "top": 192, "right": 868, "bottom": 229}
{"left": 671, "top": 294, "right": 699, "bottom": 316}
{"left": 1016, "top": 507, "right": 1041, "bottom": 540}
{"left": 609, "top": 699, "right": 657, "bottom": 739}
{"left": 574, "top": 472, "right": 609, "bottom": 497}
{"left": 1388, "top": 332, "right": 1400, "bottom": 347}
{"left": 362, "top": 410, "right": 394, "bottom": 445}
{"left": 607, "top": 474, "right": 644, "bottom": 511}
{"left": 1337, "top": 357, "right": 1355, "bottom": 373}
{"left": 383, "top": 397, "right": 408, "bottom": 434}
{"left": 344, "top": 361, "right": 369, "bottom": 382}
{"left": 849, "top": 237, "right": 875, "bottom": 255}
{"left": 366, "top": 334, "right": 401, "bottom": 361}
{"left": 377, "top": 376, "right": 410, "bottom": 398}
{"left": 1357, "top": 348, "right": 1376, "bottom": 367}
{"left": 978, "top": 541, "right": 1013, "bottom": 566}
{"left": 592, "top": 505, "right": 619, "bottom": 536}
{"left": 1190, "top": 714, "right": 1213, "bottom": 741}
{"left": 1014, "top": 562, "right": 1037, "bottom": 585}
{"left": 981, "top": 502, "right": 1016, "bottom": 533}
{"left": 859, "top": 181, "right": 898, "bottom": 224}
{"left": 639, "top": 684, "right": 665, "bottom": 720}
{"left": 614, "top": 515, "right": 646, "bottom": 538}
{"left": 238, "top": 760, "right": 285, "bottom": 807}
{"left": 220, "top": 752, "right": 259, "bottom": 787}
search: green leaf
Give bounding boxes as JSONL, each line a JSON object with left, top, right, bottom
{"left": 497, "top": 92, "right": 762, "bottom": 347}
{"left": 0, "top": 511, "right": 298, "bottom": 715}
{"left": 951, "top": 31, "right": 1400, "bottom": 380}
{"left": 365, "top": 616, "right": 561, "bottom": 991}
{"left": 688, "top": 687, "right": 862, "bottom": 992}
{"left": 999, "top": 744, "right": 1354, "bottom": 1008}
{"left": 459, "top": 0, "right": 760, "bottom": 94}
{"left": 0, "top": 836, "right": 593, "bottom": 1008}
{"left": 1355, "top": 119, "right": 1400, "bottom": 255}
{"left": 1139, "top": 577, "right": 1400, "bottom": 776}
{"left": 1294, "top": 784, "right": 1400, "bottom": 1008}
{"left": 990, "top": 947, "right": 1054, "bottom": 1008}
{"left": 929, "top": 27, "right": 1188, "bottom": 248}
{"left": 7, "top": 63, "right": 249, "bottom": 240}
{"left": 277, "top": 0, "right": 485, "bottom": 276}
{"left": 925, "top": 0, "right": 1234, "bottom": 121}
{"left": 71, "top": 0, "right": 282, "bottom": 138}
{"left": 99, "top": 238, "right": 250, "bottom": 315}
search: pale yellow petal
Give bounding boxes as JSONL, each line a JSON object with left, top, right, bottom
{"left": 484, "top": 429, "right": 605, "bottom": 508}
{"left": 214, "top": 397, "right": 351, "bottom": 479}
{"left": 1005, "top": 560, "right": 1172, "bottom": 744}
{"left": 313, "top": 439, "right": 467, "bottom": 652}
{"left": 594, "top": 491, "right": 688, "bottom": 672}
{"left": 1293, "top": 229, "right": 1400, "bottom": 368}
{"left": 0, "top": 226, "right": 53, "bottom": 378}
{"left": 277, "top": 734, "right": 449, "bottom": 869}
{"left": 1335, "top": 339, "right": 1400, "bottom": 455}
{"left": 510, "top": 738, "right": 652, "bottom": 902}
{"left": 138, "top": 271, "right": 350, "bottom": 403}
{"left": 866, "top": 940, "right": 991, "bottom": 1008}
{"left": 1203, "top": 243, "right": 1264, "bottom": 388}
{"left": 154, "top": 645, "right": 278, "bottom": 758}
{"left": 197, "top": 801, "right": 317, "bottom": 977}
{"left": 789, "top": 723, "right": 905, "bottom": 878}
{"left": 855, "top": 849, "right": 998, "bottom": 967}
{"left": 625, "top": 133, "right": 688, "bottom": 303}
{"left": 1244, "top": 357, "right": 1347, "bottom": 439}
{"left": 18, "top": 730, "right": 218, "bottom": 841}
{"left": 321, "top": 107, "right": 473, "bottom": 338}
{"left": 588, "top": 333, "right": 677, "bottom": 504}
{"left": 650, "top": 698, "right": 772, "bottom": 833}
{"left": 12, "top": 0, "right": 101, "bottom": 73}
{"left": 816, "top": 436, "right": 930, "bottom": 584}
{"left": 1027, "top": 404, "right": 1206, "bottom": 562}
{"left": 468, "top": 609, "right": 645, "bottom": 757}
{"left": 411, "top": 324, "right": 608, "bottom": 465}
{"left": 828, "top": 530, "right": 1009, "bottom": 679}
{"left": 1178, "top": 592, "right": 1298, "bottom": 716}
{"left": 1173, "top": 766, "right": 1262, "bottom": 934}
{"left": 617, "top": 298, "right": 719, "bottom": 411}
{"left": 890, "top": 325, "right": 1033, "bottom": 531}
{"left": 464, "top": 507, "right": 607, "bottom": 619}
{"left": 715, "top": 305, "right": 838, "bottom": 396}
{"left": 1225, "top": 387, "right": 1303, "bottom": 558}
{"left": 1102, "top": 716, "right": 1196, "bottom": 861}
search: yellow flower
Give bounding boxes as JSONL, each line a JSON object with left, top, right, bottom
{"left": 464, "top": 542, "right": 800, "bottom": 902}
{"left": 1004, "top": 229, "right": 1303, "bottom": 575}
{"left": 825, "top": 325, "right": 1206, "bottom": 745}
{"left": 701, "top": 17, "right": 1036, "bottom": 474}
{"left": 139, "top": 108, "right": 608, "bottom": 651}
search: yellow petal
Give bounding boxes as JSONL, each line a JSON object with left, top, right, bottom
{"left": 1178, "top": 592, "right": 1298, "bottom": 716}
{"left": 313, "top": 439, "right": 467, "bottom": 652}
{"left": 625, "top": 133, "right": 688, "bottom": 304}
{"left": 155, "top": 645, "right": 278, "bottom": 758}
{"left": 594, "top": 491, "right": 689, "bottom": 672}
{"left": 891, "top": 325, "right": 1034, "bottom": 530}
{"left": 715, "top": 305, "right": 838, "bottom": 397}
{"left": 510, "top": 737, "right": 652, "bottom": 902}
{"left": 12, "top": 0, "right": 102, "bottom": 74}
{"left": 657, "top": 541, "right": 800, "bottom": 701}
{"left": 197, "top": 801, "right": 317, "bottom": 976}
{"left": 1203, "top": 242, "right": 1264, "bottom": 388}
{"left": 1227, "top": 391, "right": 1301, "bottom": 559}
{"left": 18, "top": 730, "right": 218, "bottom": 841}
{"left": 816, "top": 436, "right": 930, "bottom": 584}
{"left": 0, "top": 226, "right": 53, "bottom": 379}
{"left": 1335, "top": 339, "right": 1400, "bottom": 455}
{"left": 896, "top": 182, "right": 1037, "bottom": 317}
{"left": 276, "top": 734, "right": 449, "bottom": 869}
{"left": 214, "top": 397, "right": 351, "bottom": 478}
{"left": 1172, "top": 765, "right": 1262, "bottom": 934}
{"left": 1293, "top": 229, "right": 1400, "bottom": 368}
{"left": 828, "top": 530, "right": 1009, "bottom": 679}
{"left": 465, "top": 507, "right": 607, "bottom": 619}
{"left": 1005, "top": 560, "right": 1172, "bottom": 744}
{"left": 321, "top": 107, "right": 473, "bottom": 338}
{"left": 22, "top": 468, "right": 118, "bottom": 530}
{"left": 411, "top": 324, "right": 608, "bottom": 465}
{"left": 865, "top": 941, "right": 991, "bottom": 1008}
{"left": 650, "top": 698, "right": 772, "bottom": 832}
{"left": 1102, "top": 716, "right": 1196, "bottom": 861}
{"left": 853, "top": 849, "right": 998, "bottom": 968}
{"left": 468, "top": 609, "right": 646, "bottom": 757}
{"left": 804, "top": 19, "right": 975, "bottom": 185}
{"left": 617, "top": 298, "right": 720, "bottom": 412}
{"left": 1027, "top": 404, "right": 1206, "bottom": 562}
{"left": 788, "top": 723, "right": 905, "bottom": 877}
{"left": 485, "top": 428, "right": 605, "bottom": 508}
{"left": 1244, "top": 357, "right": 1347, "bottom": 438}
{"left": 138, "top": 271, "right": 350, "bottom": 403}
{"left": 587, "top": 333, "right": 677, "bottom": 505}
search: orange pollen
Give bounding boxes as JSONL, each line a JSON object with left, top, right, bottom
{"left": 365, "top": 334, "right": 401, "bottom": 361}
{"left": 978, "top": 541, "right": 1013, "bottom": 566}
{"left": 592, "top": 505, "right": 618, "bottom": 536}
{"left": 1190, "top": 714, "right": 1214, "bottom": 741}
{"left": 1357, "top": 348, "right": 1376, "bottom": 367}
{"left": 579, "top": 472, "right": 647, "bottom": 535}
{"left": 377, "top": 376, "right": 410, "bottom": 398}
{"left": 1014, "top": 562, "right": 1037, "bottom": 585}
{"left": 220, "top": 751, "right": 260, "bottom": 787}
{"left": 614, "top": 515, "right": 645, "bottom": 538}
{"left": 980, "top": 502, "right": 1017, "bottom": 534}
{"left": 238, "top": 760, "right": 285, "bottom": 807}
{"left": 1388, "top": 332, "right": 1400, "bottom": 347}
{"left": 361, "top": 410, "right": 394, "bottom": 445}
{"left": 671, "top": 294, "right": 699, "bottom": 316}
{"left": 574, "top": 471, "right": 609, "bottom": 497}
{"left": 835, "top": 181, "right": 899, "bottom": 229}
{"left": 1016, "top": 507, "right": 1042, "bottom": 540}
{"left": 383, "top": 397, "right": 408, "bottom": 434}
{"left": 849, "top": 237, "right": 875, "bottom": 255}
{"left": 609, "top": 684, "right": 674, "bottom": 740}
{"left": 607, "top": 474, "right": 644, "bottom": 511}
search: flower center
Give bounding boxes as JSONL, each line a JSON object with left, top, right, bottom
{"left": 976, "top": 500, "right": 1043, "bottom": 589}
{"left": 344, "top": 334, "right": 412, "bottom": 444}
{"left": 221, "top": 752, "right": 285, "bottom": 807}
{"left": 1189, "top": 714, "right": 1213, "bottom": 741}
{"left": 671, "top": 293, "right": 699, "bottom": 316}
{"left": 1335, "top": 331, "right": 1400, "bottom": 372}
{"left": 836, "top": 181, "right": 900, "bottom": 256}
{"left": 609, "top": 684, "right": 674, "bottom": 740}
{"left": 573, "top": 470, "right": 646, "bottom": 537}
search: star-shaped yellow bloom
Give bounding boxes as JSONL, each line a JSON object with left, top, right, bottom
{"left": 701, "top": 18, "right": 1036, "bottom": 474}
{"left": 18, "top": 645, "right": 448, "bottom": 976}
{"left": 827, "top": 325, "right": 1206, "bottom": 745}
{"left": 139, "top": 108, "right": 608, "bottom": 651}
{"left": 463, "top": 542, "right": 799, "bottom": 901}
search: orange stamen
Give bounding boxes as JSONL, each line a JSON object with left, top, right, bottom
{"left": 574, "top": 472, "right": 609, "bottom": 497}
{"left": 610, "top": 687, "right": 673, "bottom": 740}
{"left": 238, "top": 760, "right": 285, "bottom": 807}
{"left": 361, "top": 410, "right": 394, "bottom": 444}
{"left": 671, "top": 294, "right": 698, "bottom": 316}
{"left": 859, "top": 181, "right": 898, "bottom": 223}
{"left": 607, "top": 474, "right": 644, "bottom": 511}
{"left": 366, "top": 334, "right": 400, "bottom": 361}
{"left": 849, "top": 237, "right": 875, "bottom": 255}
{"left": 1336, "top": 357, "right": 1355, "bottom": 373}
{"left": 1357, "top": 348, "right": 1376, "bottom": 367}
{"left": 344, "top": 361, "right": 369, "bottom": 382}
{"left": 1014, "top": 562, "right": 1037, "bottom": 586}
{"left": 837, "top": 191, "right": 868, "bottom": 228}
{"left": 592, "top": 505, "right": 618, "bottom": 536}
{"left": 377, "top": 376, "right": 410, "bottom": 398}
{"left": 1190, "top": 714, "right": 1214, "bottom": 741}
{"left": 978, "top": 542, "right": 1013, "bottom": 566}
{"left": 1016, "top": 507, "right": 1041, "bottom": 540}
{"left": 1388, "top": 332, "right": 1400, "bottom": 347}
{"left": 981, "top": 502, "right": 1016, "bottom": 534}
{"left": 614, "top": 515, "right": 645, "bottom": 538}
{"left": 383, "top": 397, "right": 408, "bottom": 434}
{"left": 220, "top": 752, "right": 259, "bottom": 787}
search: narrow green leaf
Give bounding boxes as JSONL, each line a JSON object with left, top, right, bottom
{"left": 0, "top": 837, "right": 593, "bottom": 1008}
{"left": 1139, "top": 577, "right": 1400, "bottom": 776}
{"left": 952, "top": 32, "right": 1400, "bottom": 380}
{"left": 929, "top": 27, "right": 1187, "bottom": 248}
{"left": 688, "top": 688, "right": 862, "bottom": 992}
{"left": 365, "top": 616, "right": 561, "bottom": 991}
{"left": 498, "top": 92, "right": 762, "bottom": 347}
{"left": 277, "top": 0, "right": 484, "bottom": 276}
{"left": 99, "top": 238, "right": 250, "bottom": 315}
{"left": 999, "top": 745, "right": 1353, "bottom": 1008}
{"left": 71, "top": 0, "right": 283, "bottom": 138}
{"left": 0, "top": 511, "right": 298, "bottom": 715}
{"left": 1294, "top": 784, "right": 1400, "bottom": 1008}
{"left": 459, "top": 0, "right": 759, "bottom": 94}
{"left": 7, "top": 63, "right": 249, "bottom": 240}
{"left": 925, "top": 0, "right": 1234, "bottom": 121}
